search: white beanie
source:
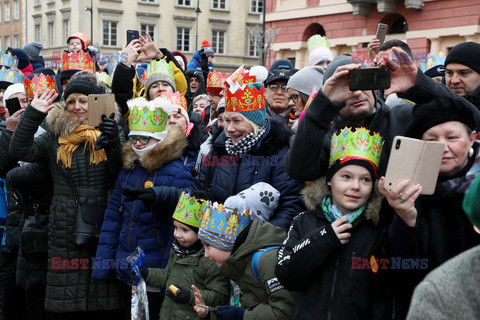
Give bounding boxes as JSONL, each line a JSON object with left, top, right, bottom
{"left": 3, "top": 83, "right": 25, "bottom": 105}
{"left": 309, "top": 47, "right": 334, "bottom": 67}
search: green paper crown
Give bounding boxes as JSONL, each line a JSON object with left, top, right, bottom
{"left": 307, "top": 35, "right": 331, "bottom": 54}
{"left": 329, "top": 127, "right": 383, "bottom": 169}
{"left": 146, "top": 60, "right": 174, "bottom": 80}
{"left": 127, "top": 97, "right": 168, "bottom": 132}
{"left": 173, "top": 192, "right": 210, "bottom": 228}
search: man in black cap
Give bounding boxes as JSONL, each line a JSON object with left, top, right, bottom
{"left": 264, "top": 69, "right": 293, "bottom": 118}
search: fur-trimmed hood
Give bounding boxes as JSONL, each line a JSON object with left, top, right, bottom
{"left": 302, "top": 177, "right": 383, "bottom": 225}
{"left": 122, "top": 125, "right": 188, "bottom": 172}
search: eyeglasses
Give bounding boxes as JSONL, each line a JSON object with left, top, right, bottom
{"left": 128, "top": 136, "right": 152, "bottom": 145}
{"left": 288, "top": 94, "right": 299, "bottom": 103}
{"left": 267, "top": 84, "right": 287, "bottom": 91}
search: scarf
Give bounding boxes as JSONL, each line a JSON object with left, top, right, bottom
{"left": 225, "top": 120, "right": 269, "bottom": 157}
{"left": 321, "top": 194, "right": 366, "bottom": 224}
{"left": 57, "top": 125, "right": 107, "bottom": 168}
{"left": 172, "top": 239, "right": 204, "bottom": 258}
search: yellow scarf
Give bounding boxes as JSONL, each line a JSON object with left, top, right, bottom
{"left": 57, "top": 125, "right": 107, "bottom": 168}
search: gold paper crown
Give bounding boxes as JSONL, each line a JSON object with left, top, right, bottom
{"left": 224, "top": 67, "right": 265, "bottom": 113}
{"left": 144, "top": 60, "right": 174, "bottom": 81}
{"left": 207, "top": 70, "right": 229, "bottom": 89}
{"left": 159, "top": 92, "right": 187, "bottom": 111}
{"left": 23, "top": 74, "right": 59, "bottom": 99}
{"left": 329, "top": 127, "right": 383, "bottom": 170}
{"left": 307, "top": 35, "right": 331, "bottom": 54}
{"left": 61, "top": 51, "right": 95, "bottom": 72}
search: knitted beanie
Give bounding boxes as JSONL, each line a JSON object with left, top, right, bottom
{"left": 23, "top": 42, "right": 43, "bottom": 59}
{"left": 201, "top": 40, "right": 214, "bottom": 56}
{"left": 445, "top": 42, "right": 480, "bottom": 75}
{"left": 287, "top": 66, "right": 324, "bottom": 95}
{"left": 270, "top": 59, "right": 293, "bottom": 71}
{"left": 63, "top": 78, "right": 102, "bottom": 101}
{"left": 323, "top": 55, "right": 353, "bottom": 84}
{"left": 309, "top": 47, "right": 334, "bottom": 67}
{"left": 145, "top": 73, "right": 176, "bottom": 100}
{"left": 172, "top": 51, "right": 188, "bottom": 70}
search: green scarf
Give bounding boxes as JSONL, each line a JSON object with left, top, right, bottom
{"left": 321, "top": 194, "right": 366, "bottom": 224}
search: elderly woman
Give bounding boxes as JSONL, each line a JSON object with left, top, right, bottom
{"left": 378, "top": 96, "right": 480, "bottom": 319}
{"left": 9, "top": 78, "right": 125, "bottom": 318}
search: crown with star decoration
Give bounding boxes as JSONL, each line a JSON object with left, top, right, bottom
{"left": 61, "top": 51, "right": 95, "bottom": 72}
{"left": 173, "top": 192, "right": 210, "bottom": 228}
{"left": 23, "top": 74, "right": 59, "bottom": 99}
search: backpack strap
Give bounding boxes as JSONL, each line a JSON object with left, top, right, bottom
{"left": 251, "top": 246, "right": 280, "bottom": 282}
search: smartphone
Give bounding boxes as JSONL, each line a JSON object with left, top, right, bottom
{"left": 349, "top": 67, "right": 391, "bottom": 91}
{"left": 86, "top": 94, "right": 116, "bottom": 127}
{"left": 376, "top": 23, "right": 388, "bottom": 45}
{"left": 127, "top": 30, "right": 139, "bottom": 45}
{"left": 5, "top": 97, "right": 21, "bottom": 115}
{"left": 384, "top": 136, "right": 445, "bottom": 195}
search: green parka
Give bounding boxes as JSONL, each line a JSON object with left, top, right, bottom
{"left": 220, "top": 220, "right": 296, "bottom": 320}
{"left": 149, "top": 245, "right": 230, "bottom": 320}
{"left": 9, "top": 104, "right": 124, "bottom": 312}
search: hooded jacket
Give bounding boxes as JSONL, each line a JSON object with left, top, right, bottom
{"left": 187, "top": 49, "right": 214, "bottom": 73}
{"left": 276, "top": 178, "right": 389, "bottom": 320}
{"left": 92, "top": 126, "right": 193, "bottom": 284}
{"left": 220, "top": 220, "right": 296, "bottom": 320}
{"left": 185, "top": 69, "right": 206, "bottom": 110}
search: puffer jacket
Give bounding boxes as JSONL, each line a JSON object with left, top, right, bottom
{"left": 275, "top": 178, "right": 389, "bottom": 320}
{"left": 92, "top": 126, "right": 193, "bottom": 284}
{"left": 186, "top": 50, "right": 213, "bottom": 73}
{"left": 220, "top": 220, "right": 296, "bottom": 320}
{"left": 149, "top": 242, "right": 229, "bottom": 320}
{"left": 9, "top": 103, "right": 125, "bottom": 312}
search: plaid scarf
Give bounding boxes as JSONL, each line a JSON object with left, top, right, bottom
{"left": 225, "top": 120, "right": 269, "bottom": 157}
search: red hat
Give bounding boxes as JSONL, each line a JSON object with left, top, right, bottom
{"left": 67, "top": 32, "right": 91, "bottom": 50}
{"left": 201, "top": 40, "right": 211, "bottom": 48}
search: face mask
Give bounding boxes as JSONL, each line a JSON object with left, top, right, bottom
{"left": 132, "top": 142, "right": 158, "bottom": 157}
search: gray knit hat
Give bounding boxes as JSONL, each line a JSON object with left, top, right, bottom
{"left": 287, "top": 66, "right": 325, "bottom": 95}
{"left": 145, "top": 73, "right": 176, "bottom": 100}
{"left": 23, "top": 42, "right": 43, "bottom": 58}
{"left": 323, "top": 55, "right": 354, "bottom": 84}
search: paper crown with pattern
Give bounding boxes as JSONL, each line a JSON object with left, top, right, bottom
{"left": 419, "top": 53, "right": 446, "bottom": 73}
{"left": 128, "top": 97, "right": 169, "bottom": 133}
{"left": 206, "top": 70, "right": 229, "bottom": 89}
{"left": 200, "top": 201, "right": 251, "bottom": 239}
{"left": 159, "top": 92, "right": 187, "bottom": 111}
{"left": 142, "top": 59, "right": 174, "bottom": 82}
{"left": 23, "top": 74, "right": 59, "bottom": 99}
{"left": 329, "top": 127, "right": 383, "bottom": 170}
{"left": 224, "top": 66, "right": 266, "bottom": 116}
{"left": 0, "top": 67, "right": 24, "bottom": 85}
{"left": 106, "top": 53, "right": 124, "bottom": 75}
{"left": 0, "top": 53, "right": 18, "bottom": 69}
{"left": 95, "top": 72, "right": 111, "bottom": 87}
{"left": 61, "top": 51, "right": 95, "bottom": 72}
{"left": 173, "top": 192, "right": 210, "bottom": 228}
{"left": 307, "top": 35, "right": 331, "bottom": 54}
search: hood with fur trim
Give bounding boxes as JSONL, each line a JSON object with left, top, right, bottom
{"left": 122, "top": 125, "right": 188, "bottom": 172}
{"left": 302, "top": 177, "right": 383, "bottom": 225}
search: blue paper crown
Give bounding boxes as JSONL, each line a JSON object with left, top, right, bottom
{"left": 200, "top": 202, "right": 251, "bottom": 239}
{"left": 106, "top": 53, "right": 123, "bottom": 75}
{"left": 0, "top": 53, "right": 18, "bottom": 69}
{"left": 0, "top": 67, "right": 24, "bottom": 84}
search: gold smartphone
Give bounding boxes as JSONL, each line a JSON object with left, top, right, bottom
{"left": 86, "top": 94, "right": 116, "bottom": 127}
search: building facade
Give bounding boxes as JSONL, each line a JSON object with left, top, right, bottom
{"left": 22, "top": 0, "right": 263, "bottom": 72}
{"left": 265, "top": 0, "right": 480, "bottom": 69}
{"left": 0, "top": 0, "right": 25, "bottom": 52}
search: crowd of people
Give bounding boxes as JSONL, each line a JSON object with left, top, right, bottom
{"left": 0, "top": 28, "right": 479, "bottom": 320}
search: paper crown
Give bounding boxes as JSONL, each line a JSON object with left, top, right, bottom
{"left": 106, "top": 53, "right": 123, "bottom": 75}
{"left": 200, "top": 201, "right": 251, "bottom": 239}
{"left": 61, "top": 51, "right": 95, "bottom": 72}
{"left": 224, "top": 66, "right": 265, "bottom": 113}
{"left": 0, "top": 67, "right": 24, "bottom": 85}
{"left": 207, "top": 70, "right": 229, "bottom": 89}
{"left": 143, "top": 60, "right": 174, "bottom": 82}
{"left": 0, "top": 53, "right": 18, "bottom": 69}
{"left": 128, "top": 97, "right": 169, "bottom": 133}
{"left": 173, "top": 192, "right": 210, "bottom": 228}
{"left": 329, "top": 127, "right": 383, "bottom": 170}
{"left": 420, "top": 53, "right": 446, "bottom": 73}
{"left": 96, "top": 72, "right": 111, "bottom": 87}
{"left": 159, "top": 92, "right": 187, "bottom": 111}
{"left": 307, "top": 35, "right": 331, "bottom": 54}
{"left": 67, "top": 32, "right": 91, "bottom": 49}
{"left": 23, "top": 74, "right": 59, "bottom": 99}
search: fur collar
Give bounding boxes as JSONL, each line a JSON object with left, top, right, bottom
{"left": 302, "top": 177, "right": 383, "bottom": 225}
{"left": 45, "top": 101, "right": 81, "bottom": 138}
{"left": 122, "top": 125, "right": 188, "bottom": 172}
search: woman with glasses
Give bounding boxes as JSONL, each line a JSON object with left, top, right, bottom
{"left": 92, "top": 95, "right": 193, "bottom": 318}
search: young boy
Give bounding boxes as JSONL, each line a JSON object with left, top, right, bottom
{"left": 275, "top": 127, "right": 389, "bottom": 319}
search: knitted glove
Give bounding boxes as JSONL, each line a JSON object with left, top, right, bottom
{"left": 94, "top": 113, "right": 118, "bottom": 150}
{"left": 216, "top": 305, "right": 246, "bottom": 320}
{"left": 165, "top": 284, "right": 192, "bottom": 305}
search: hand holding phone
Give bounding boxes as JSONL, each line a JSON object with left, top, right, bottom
{"left": 349, "top": 67, "right": 391, "bottom": 91}
{"left": 127, "top": 30, "right": 140, "bottom": 45}
{"left": 376, "top": 23, "right": 388, "bottom": 45}
{"left": 87, "top": 94, "right": 116, "bottom": 126}
{"left": 5, "top": 97, "right": 21, "bottom": 115}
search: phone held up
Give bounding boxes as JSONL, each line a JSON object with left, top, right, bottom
{"left": 126, "top": 30, "right": 140, "bottom": 45}
{"left": 376, "top": 23, "right": 388, "bottom": 45}
{"left": 86, "top": 94, "right": 116, "bottom": 127}
{"left": 5, "top": 97, "right": 22, "bottom": 115}
{"left": 349, "top": 67, "right": 391, "bottom": 91}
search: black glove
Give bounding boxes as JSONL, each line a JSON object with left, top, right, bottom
{"left": 130, "top": 266, "right": 150, "bottom": 284}
{"left": 216, "top": 306, "right": 246, "bottom": 320}
{"left": 165, "top": 284, "right": 191, "bottom": 305}
{"left": 122, "top": 187, "right": 155, "bottom": 204}
{"left": 94, "top": 113, "right": 118, "bottom": 150}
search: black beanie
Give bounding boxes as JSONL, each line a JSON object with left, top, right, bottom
{"left": 445, "top": 42, "right": 480, "bottom": 75}
{"left": 326, "top": 158, "right": 377, "bottom": 182}
{"left": 60, "top": 69, "right": 80, "bottom": 84}
{"left": 63, "top": 78, "right": 102, "bottom": 101}
{"left": 406, "top": 96, "right": 480, "bottom": 139}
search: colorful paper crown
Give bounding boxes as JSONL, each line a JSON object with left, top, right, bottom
{"left": 0, "top": 67, "right": 24, "bottom": 85}
{"left": 207, "top": 70, "right": 229, "bottom": 89}
{"left": 95, "top": 72, "right": 111, "bottom": 87}
{"left": 329, "top": 127, "right": 383, "bottom": 170}
{"left": 420, "top": 53, "right": 446, "bottom": 73}
{"left": 307, "top": 35, "right": 331, "bottom": 54}
{"left": 67, "top": 32, "right": 91, "bottom": 49}
{"left": 128, "top": 97, "right": 169, "bottom": 133}
{"left": 0, "top": 53, "right": 18, "bottom": 69}
{"left": 143, "top": 60, "right": 174, "bottom": 82}
{"left": 173, "top": 192, "right": 210, "bottom": 228}
{"left": 62, "top": 51, "right": 95, "bottom": 72}
{"left": 23, "top": 74, "right": 58, "bottom": 99}
{"left": 106, "top": 53, "right": 123, "bottom": 75}
{"left": 159, "top": 92, "right": 187, "bottom": 111}
{"left": 200, "top": 201, "right": 251, "bottom": 239}
{"left": 224, "top": 67, "right": 265, "bottom": 113}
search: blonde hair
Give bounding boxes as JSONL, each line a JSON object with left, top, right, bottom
{"left": 65, "top": 93, "right": 88, "bottom": 104}
{"left": 224, "top": 111, "right": 261, "bottom": 137}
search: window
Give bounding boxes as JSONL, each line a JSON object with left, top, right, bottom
{"left": 63, "top": 19, "right": 70, "bottom": 42}
{"left": 5, "top": 36, "right": 10, "bottom": 49}
{"left": 177, "top": 0, "right": 191, "bottom": 6}
{"left": 5, "top": 1, "right": 9, "bottom": 22}
{"left": 48, "top": 22, "right": 54, "bottom": 47}
{"left": 141, "top": 24, "right": 155, "bottom": 43}
{"left": 211, "top": 30, "right": 225, "bottom": 54}
{"left": 13, "top": 35, "right": 19, "bottom": 47}
{"left": 13, "top": 0, "right": 18, "bottom": 20}
{"left": 212, "top": 0, "right": 226, "bottom": 10}
{"left": 103, "top": 20, "right": 118, "bottom": 46}
{"left": 176, "top": 27, "right": 190, "bottom": 52}
{"left": 250, "top": 0, "right": 263, "bottom": 13}
{"left": 248, "top": 33, "right": 259, "bottom": 57}
{"left": 35, "top": 24, "right": 41, "bottom": 43}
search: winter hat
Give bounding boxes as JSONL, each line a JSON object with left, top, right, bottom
{"left": 172, "top": 51, "right": 188, "bottom": 70}
{"left": 327, "top": 127, "right": 383, "bottom": 182}
{"left": 405, "top": 96, "right": 480, "bottom": 139}
{"left": 23, "top": 42, "right": 43, "bottom": 59}
{"left": 249, "top": 66, "right": 269, "bottom": 83}
{"left": 309, "top": 47, "right": 334, "bottom": 67}
{"left": 323, "top": 55, "right": 364, "bottom": 84}
{"left": 67, "top": 32, "right": 91, "bottom": 50}
{"left": 173, "top": 192, "right": 210, "bottom": 229}
{"left": 270, "top": 59, "right": 293, "bottom": 71}
{"left": 287, "top": 66, "right": 324, "bottom": 95}
{"left": 127, "top": 96, "right": 170, "bottom": 142}
{"left": 7, "top": 48, "right": 31, "bottom": 70}
{"left": 201, "top": 40, "right": 214, "bottom": 56}
{"left": 264, "top": 69, "right": 292, "bottom": 86}
{"left": 3, "top": 83, "right": 25, "bottom": 105}
{"left": 445, "top": 42, "right": 480, "bottom": 75}
{"left": 144, "top": 60, "right": 176, "bottom": 100}
{"left": 224, "top": 182, "right": 280, "bottom": 223}
{"left": 216, "top": 97, "right": 225, "bottom": 115}
{"left": 63, "top": 78, "right": 102, "bottom": 101}
{"left": 198, "top": 201, "right": 251, "bottom": 251}
{"left": 424, "top": 65, "right": 445, "bottom": 78}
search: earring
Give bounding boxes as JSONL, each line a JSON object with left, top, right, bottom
{"left": 469, "top": 147, "right": 474, "bottom": 158}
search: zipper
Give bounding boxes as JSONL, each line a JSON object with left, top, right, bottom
{"left": 327, "top": 258, "right": 340, "bottom": 320}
